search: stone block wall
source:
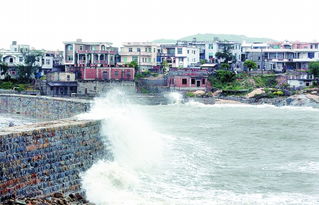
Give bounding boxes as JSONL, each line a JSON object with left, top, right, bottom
{"left": 0, "top": 120, "right": 108, "bottom": 201}
{"left": 0, "top": 94, "right": 90, "bottom": 120}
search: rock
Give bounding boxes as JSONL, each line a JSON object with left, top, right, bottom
{"left": 74, "top": 193, "right": 84, "bottom": 201}
{"left": 212, "top": 90, "right": 222, "bottom": 97}
{"left": 246, "top": 88, "right": 264, "bottom": 98}
{"left": 52, "top": 193, "right": 63, "bottom": 198}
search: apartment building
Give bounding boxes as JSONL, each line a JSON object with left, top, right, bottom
{"left": 119, "top": 42, "right": 159, "bottom": 71}
{"left": 244, "top": 41, "right": 319, "bottom": 72}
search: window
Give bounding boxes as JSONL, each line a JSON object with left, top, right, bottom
{"left": 191, "top": 79, "right": 195, "bottom": 84}
{"left": 80, "top": 46, "right": 83, "bottom": 51}
{"left": 19, "top": 57, "right": 23, "bottom": 62}
{"left": 145, "top": 48, "right": 148, "bottom": 52}
{"left": 9, "top": 58, "right": 13, "bottom": 63}
{"left": 115, "top": 71, "right": 119, "bottom": 76}
{"left": 202, "top": 79, "right": 205, "bottom": 84}
{"left": 129, "top": 48, "right": 133, "bottom": 52}
{"left": 67, "top": 45, "right": 73, "bottom": 51}
{"left": 94, "top": 86, "right": 97, "bottom": 91}
{"left": 182, "top": 79, "right": 187, "bottom": 85}
{"left": 187, "top": 50, "right": 190, "bottom": 54}
{"left": 148, "top": 48, "right": 151, "bottom": 53}
{"left": 67, "top": 56, "right": 73, "bottom": 61}
{"left": 46, "top": 59, "right": 50, "bottom": 65}
{"left": 67, "top": 75, "right": 70, "bottom": 81}
{"left": 177, "top": 48, "right": 183, "bottom": 54}
{"left": 137, "top": 48, "right": 141, "bottom": 52}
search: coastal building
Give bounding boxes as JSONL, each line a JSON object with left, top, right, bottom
{"left": 63, "top": 39, "right": 119, "bottom": 79}
{"left": 159, "top": 44, "right": 200, "bottom": 68}
{"left": 243, "top": 41, "right": 319, "bottom": 72}
{"left": 78, "top": 67, "right": 135, "bottom": 81}
{"left": 287, "top": 74, "right": 317, "bottom": 89}
{"left": 176, "top": 39, "right": 215, "bottom": 63}
{"left": 119, "top": 42, "right": 160, "bottom": 71}
{"left": 43, "top": 72, "right": 77, "bottom": 96}
{"left": 167, "top": 68, "right": 211, "bottom": 91}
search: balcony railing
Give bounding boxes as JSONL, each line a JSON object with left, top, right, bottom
{"left": 77, "top": 50, "right": 117, "bottom": 54}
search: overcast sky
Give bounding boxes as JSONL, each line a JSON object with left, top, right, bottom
{"left": 1, "top": 0, "right": 318, "bottom": 50}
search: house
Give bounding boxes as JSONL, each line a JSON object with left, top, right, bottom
{"left": 63, "top": 39, "right": 119, "bottom": 79}
{"left": 159, "top": 44, "right": 200, "bottom": 68}
{"left": 44, "top": 72, "right": 77, "bottom": 96}
{"left": 287, "top": 74, "right": 317, "bottom": 89}
{"left": 119, "top": 42, "right": 159, "bottom": 71}
{"left": 167, "top": 68, "right": 211, "bottom": 91}
{"left": 243, "top": 41, "right": 319, "bottom": 72}
{"left": 78, "top": 67, "right": 135, "bottom": 81}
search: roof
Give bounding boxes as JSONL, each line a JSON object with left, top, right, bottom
{"left": 47, "top": 82, "right": 78, "bottom": 87}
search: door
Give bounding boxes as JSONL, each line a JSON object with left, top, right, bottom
{"left": 196, "top": 81, "right": 201, "bottom": 87}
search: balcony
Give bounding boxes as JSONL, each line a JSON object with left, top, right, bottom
{"left": 120, "top": 51, "right": 153, "bottom": 56}
{"left": 77, "top": 50, "right": 117, "bottom": 54}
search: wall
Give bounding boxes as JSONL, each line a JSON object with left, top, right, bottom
{"left": 77, "top": 80, "right": 135, "bottom": 96}
{"left": 0, "top": 94, "right": 90, "bottom": 120}
{"left": 0, "top": 120, "right": 108, "bottom": 200}
{"left": 0, "top": 94, "right": 108, "bottom": 201}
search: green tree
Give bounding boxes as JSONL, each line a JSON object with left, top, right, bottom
{"left": 214, "top": 70, "right": 236, "bottom": 83}
{"left": 16, "top": 51, "right": 42, "bottom": 83}
{"left": 309, "top": 62, "right": 319, "bottom": 77}
{"left": 221, "top": 63, "right": 230, "bottom": 70}
{"left": 243, "top": 60, "right": 257, "bottom": 72}
{"left": 128, "top": 61, "right": 138, "bottom": 71}
{"left": 200, "top": 59, "right": 207, "bottom": 64}
{"left": 161, "top": 60, "right": 169, "bottom": 73}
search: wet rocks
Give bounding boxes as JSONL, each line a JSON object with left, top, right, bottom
{"left": 1, "top": 193, "right": 92, "bottom": 205}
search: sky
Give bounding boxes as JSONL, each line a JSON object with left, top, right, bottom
{"left": 1, "top": 0, "right": 319, "bottom": 50}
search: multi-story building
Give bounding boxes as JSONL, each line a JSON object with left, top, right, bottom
{"left": 159, "top": 44, "right": 200, "bottom": 68}
{"left": 243, "top": 41, "right": 319, "bottom": 72}
{"left": 119, "top": 42, "right": 160, "bottom": 71}
{"left": 44, "top": 72, "right": 78, "bottom": 96}
{"left": 63, "top": 39, "right": 135, "bottom": 81}
{"left": 64, "top": 39, "right": 118, "bottom": 69}
{"left": 176, "top": 39, "right": 215, "bottom": 63}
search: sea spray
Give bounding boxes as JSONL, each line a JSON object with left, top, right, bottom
{"left": 78, "top": 88, "right": 166, "bottom": 204}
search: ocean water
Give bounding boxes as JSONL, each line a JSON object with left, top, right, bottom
{"left": 79, "top": 89, "right": 319, "bottom": 205}
{"left": 0, "top": 113, "right": 38, "bottom": 129}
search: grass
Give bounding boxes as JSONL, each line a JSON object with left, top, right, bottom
{"left": 0, "top": 81, "right": 32, "bottom": 91}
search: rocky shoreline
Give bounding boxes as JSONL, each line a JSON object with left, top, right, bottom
{"left": 0, "top": 193, "right": 91, "bottom": 205}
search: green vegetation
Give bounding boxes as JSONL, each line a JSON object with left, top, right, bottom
{"left": 200, "top": 59, "right": 207, "bottom": 65}
{"left": 185, "top": 92, "right": 196, "bottom": 97}
{"left": 309, "top": 62, "right": 319, "bottom": 77}
{"left": 243, "top": 60, "right": 257, "bottom": 71}
{"left": 0, "top": 81, "right": 31, "bottom": 91}
{"left": 220, "top": 63, "right": 230, "bottom": 69}
{"left": 253, "top": 75, "right": 278, "bottom": 88}
{"left": 209, "top": 71, "right": 280, "bottom": 95}
{"left": 153, "top": 33, "right": 274, "bottom": 43}
{"left": 135, "top": 71, "right": 159, "bottom": 80}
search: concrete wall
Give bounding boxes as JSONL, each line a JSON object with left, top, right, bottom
{"left": 77, "top": 80, "right": 135, "bottom": 96}
{"left": 0, "top": 94, "right": 90, "bottom": 120}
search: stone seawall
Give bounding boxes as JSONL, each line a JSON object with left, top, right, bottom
{"left": 0, "top": 120, "right": 107, "bottom": 201}
{"left": 0, "top": 95, "right": 108, "bottom": 201}
{"left": 0, "top": 94, "right": 90, "bottom": 120}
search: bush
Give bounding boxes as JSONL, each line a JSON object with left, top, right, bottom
{"left": 185, "top": 92, "right": 195, "bottom": 97}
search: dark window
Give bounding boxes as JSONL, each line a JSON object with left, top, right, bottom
{"left": 191, "top": 79, "right": 195, "bottom": 84}
{"left": 202, "top": 79, "right": 205, "bottom": 84}
{"left": 177, "top": 48, "right": 183, "bottom": 54}
{"left": 115, "top": 71, "right": 119, "bottom": 76}
{"left": 182, "top": 79, "right": 187, "bottom": 85}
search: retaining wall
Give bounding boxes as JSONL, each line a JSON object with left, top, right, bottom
{"left": 0, "top": 94, "right": 90, "bottom": 120}
{"left": 0, "top": 95, "right": 108, "bottom": 201}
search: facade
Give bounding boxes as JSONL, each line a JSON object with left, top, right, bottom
{"left": 176, "top": 39, "right": 215, "bottom": 63}
{"left": 243, "top": 41, "right": 319, "bottom": 72}
{"left": 79, "top": 67, "right": 135, "bottom": 81}
{"left": 287, "top": 74, "right": 317, "bottom": 89}
{"left": 63, "top": 39, "right": 119, "bottom": 80}
{"left": 119, "top": 42, "right": 159, "bottom": 71}
{"left": 167, "top": 68, "right": 211, "bottom": 91}
{"left": 44, "top": 72, "right": 77, "bottom": 96}
{"left": 159, "top": 44, "right": 200, "bottom": 68}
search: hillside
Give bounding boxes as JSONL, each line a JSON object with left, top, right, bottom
{"left": 153, "top": 33, "right": 274, "bottom": 43}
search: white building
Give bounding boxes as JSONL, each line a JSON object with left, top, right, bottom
{"left": 159, "top": 44, "right": 200, "bottom": 68}
{"left": 119, "top": 42, "right": 159, "bottom": 71}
